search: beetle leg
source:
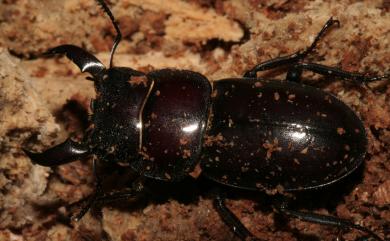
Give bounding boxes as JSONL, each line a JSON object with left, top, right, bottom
{"left": 95, "top": 177, "right": 146, "bottom": 204}
{"left": 72, "top": 175, "right": 145, "bottom": 221}
{"left": 243, "top": 17, "right": 339, "bottom": 78}
{"left": 95, "top": 188, "right": 144, "bottom": 204}
{"left": 72, "top": 191, "right": 99, "bottom": 222}
{"left": 44, "top": 45, "right": 106, "bottom": 79}
{"left": 214, "top": 194, "right": 263, "bottom": 241}
{"left": 275, "top": 204, "right": 384, "bottom": 241}
{"left": 286, "top": 62, "right": 389, "bottom": 83}
{"left": 23, "top": 138, "right": 90, "bottom": 166}
{"left": 72, "top": 158, "right": 104, "bottom": 221}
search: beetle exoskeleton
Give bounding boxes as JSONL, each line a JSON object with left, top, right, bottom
{"left": 202, "top": 78, "right": 367, "bottom": 192}
{"left": 23, "top": 1, "right": 388, "bottom": 240}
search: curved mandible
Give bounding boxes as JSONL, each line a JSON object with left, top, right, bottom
{"left": 45, "top": 44, "right": 106, "bottom": 78}
{"left": 23, "top": 138, "right": 90, "bottom": 167}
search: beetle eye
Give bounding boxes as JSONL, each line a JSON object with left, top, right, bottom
{"left": 90, "top": 99, "right": 96, "bottom": 111}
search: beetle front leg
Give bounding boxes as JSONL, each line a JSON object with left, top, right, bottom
{"left": 214, "top": 193, "right": 263, "bottom": 241}
{"left": 23, "top": 138, "right": 90, "bottom": 166}
{"left": 243, "top": 17, "right": 339, "bottom": 78}
{"left": 72, "top": 174, "right": 145, "bottom": 221}
{"left": 72, "top": 158, "right": 104, "bottom": 221}
{"left": 275, "top": 203, "right": 384, "bottom": 241}
{"left": 285, "top": 62, "right": 389, "bottom": 83}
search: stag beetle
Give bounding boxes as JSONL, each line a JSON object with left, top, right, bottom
{"left": 23, "top": 0, "right": 389, "bottom": 240}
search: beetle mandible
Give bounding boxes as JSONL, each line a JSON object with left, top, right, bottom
{"left": 23, "top": 0, "right": 389, "bottom": 240}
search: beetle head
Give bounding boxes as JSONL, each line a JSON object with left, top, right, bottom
{"left": 89, "top": 67, "right": 151, "bottom": 163}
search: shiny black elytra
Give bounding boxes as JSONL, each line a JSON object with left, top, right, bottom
{"left": 23, "top": 1, "right": 389, "bottom": 240}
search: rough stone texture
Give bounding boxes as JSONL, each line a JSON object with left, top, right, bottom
{"left": 0, "top": 0, "right": 389, "bottom": 241}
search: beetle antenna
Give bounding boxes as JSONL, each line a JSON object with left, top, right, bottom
{"left": 96, "top": 0, "right": 122, "bottom": 68}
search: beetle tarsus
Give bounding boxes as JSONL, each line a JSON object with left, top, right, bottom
{"left": 286, "top": 62, "right": 389, "bottom": 84}
{"left": 72, "top": 191, "right": 99, "bottom": 222}
{"left": 243, "top": 17, "right": 339, "bottom": 78}
{"left": 275, "top": 204, "right": 384, "bottom": 241}
{"left": 243, "top": 17, "right": 385, "bottom": 86}
{"left": 300, "top": 17, "right": 340, "bottom": 58}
